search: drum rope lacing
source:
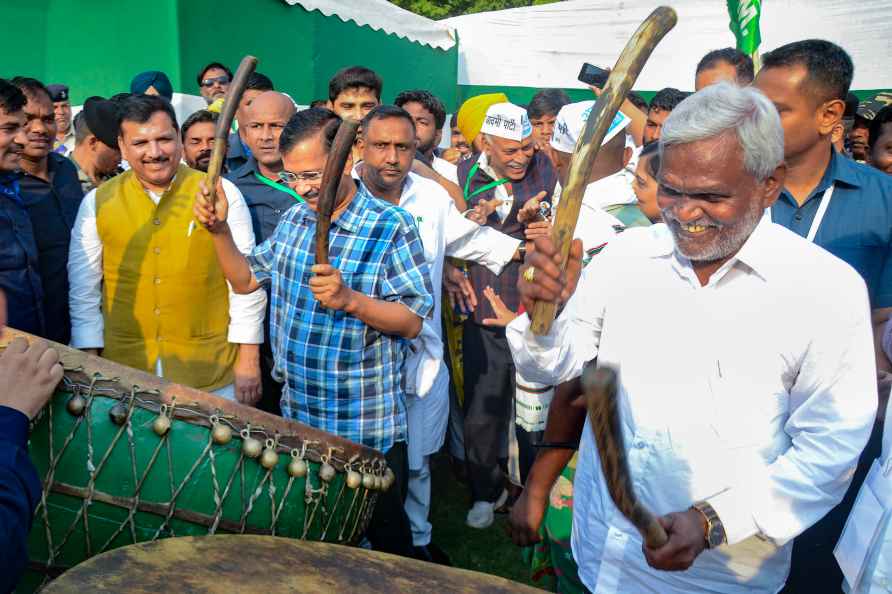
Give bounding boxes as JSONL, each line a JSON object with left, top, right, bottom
{"left": 29, "top": 367, "right": 390, "bottom": 581}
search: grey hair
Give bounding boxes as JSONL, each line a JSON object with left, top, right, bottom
{"left": 660, "top": 82, "right": 784, "bottom": 181}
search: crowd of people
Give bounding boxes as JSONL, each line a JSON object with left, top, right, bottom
{"left": 2, "top": 34, "right": 892, "bottom": 593}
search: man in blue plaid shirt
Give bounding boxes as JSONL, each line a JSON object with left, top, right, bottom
{"left": 195, "top": 108, "right": 433, "bottom": 557}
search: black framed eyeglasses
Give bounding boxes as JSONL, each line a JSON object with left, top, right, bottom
{"left": 279, "top": 170, "right": 324, "bottom": 184}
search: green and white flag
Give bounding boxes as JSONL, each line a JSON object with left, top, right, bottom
{"left": 727, "top": 0, "right": 762, "bottom": 55}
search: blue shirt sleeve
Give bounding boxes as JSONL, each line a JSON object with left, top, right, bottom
{"left": 0, "top": 405, "right": 41, "bottom": 593}
{"left": 380, "top": 212, "right": 434, "bottom": 319}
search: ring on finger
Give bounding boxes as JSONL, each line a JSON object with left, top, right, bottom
{"left": 522, "top": 266, "right": 536, "bottom": 283}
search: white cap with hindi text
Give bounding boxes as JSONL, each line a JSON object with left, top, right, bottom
{"left": 479, "top": 102, "right": 532, "bottom": 142}
{"left": 550, "top": 100, "right": 631, "bottom": 154}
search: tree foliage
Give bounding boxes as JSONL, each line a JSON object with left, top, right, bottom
{"left": 391, "top": 0, "right": 562, "bottom": 20}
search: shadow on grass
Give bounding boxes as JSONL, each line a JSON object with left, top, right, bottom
{"left": 429, "top": 452, "right": 541, "bottom": 589}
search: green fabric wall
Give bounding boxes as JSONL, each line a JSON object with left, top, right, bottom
{"left": 1, "top": 0, "right": 458, "bottom": 109}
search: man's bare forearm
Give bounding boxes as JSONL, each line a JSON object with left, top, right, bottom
{"left": 345, "top": 293, "right": 423, "bottom": 339}
{"left": 211, "top": 223, "right": 260, "bottom": 294}
{"left": 525, "top": 376, "right": 586, "bottom": 499}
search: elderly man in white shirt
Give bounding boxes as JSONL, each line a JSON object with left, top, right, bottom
{"left": 68, "top": 94, "right": 265, "bottom": 403}
{"left": 356, "top": 104, "right": 529, "bottom": 561}
{"left": 506, "top": 83, "right": 877, "bottom": 593}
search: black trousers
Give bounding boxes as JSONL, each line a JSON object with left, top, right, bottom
{"left": 256, "top": 338, "right": 283, "bottom": 416}
{"left": 781, "top": 423, "right": 883, "bottom": 593}
{"left": 366, "top": 441, "right": 414, "bottom": 557}
{"left": 462, "top": 320, "right": 515, "bottom": 502}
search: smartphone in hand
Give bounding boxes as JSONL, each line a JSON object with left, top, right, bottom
{"left": 578, "top": 63, "right": 609, "bottom": 87}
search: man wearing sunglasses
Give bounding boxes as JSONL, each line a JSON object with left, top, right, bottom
{"left": 197, "top": 62, "right": 232, "bottom": 105}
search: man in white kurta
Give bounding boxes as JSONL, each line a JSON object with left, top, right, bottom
{"left": 355, "top": 105, "right": 523, "bottom": 557}
{"left": 506, "top": 83, "right": 877, "bottom": 592}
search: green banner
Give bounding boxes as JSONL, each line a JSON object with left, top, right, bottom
{"left": 727, "top": 0, "right": 762, "bottom": 55}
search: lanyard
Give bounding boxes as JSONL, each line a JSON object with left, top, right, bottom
{"left": 767, "top": 183, "right": 834, "bottom": 243}
{"left": 253, "top": 172, "right": 304, "bottom": 203}
{"left": 805, "top": 183, "right": 834, "bottom": 242}
{"left": 463, "top": 162, "right": 509, "bottom": 202}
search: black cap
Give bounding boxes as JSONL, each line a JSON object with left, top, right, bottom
{"left": 856, "top": 93, "right": 892, "bottom": 121}
{"left": 83, "top": 96, "right": 121, "bottom": 149}
{"left": 47, "top": 84, "right": 69, "bottom": 102}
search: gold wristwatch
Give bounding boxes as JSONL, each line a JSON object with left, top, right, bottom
{"left": 691, "top": 500, "right": 727, "bottom": 549}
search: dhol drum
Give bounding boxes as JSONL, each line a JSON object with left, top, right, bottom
{"left": 41, "top": 535, "right": 546, "bottom": 594}
{"left": 2, "top": 330, "right": 391, "bottom": 593}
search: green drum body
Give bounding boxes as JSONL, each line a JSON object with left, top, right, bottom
{"left": 9, "top": 331, "right": 390, "bottom": 592}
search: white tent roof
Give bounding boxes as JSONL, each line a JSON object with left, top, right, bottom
{"left": 443, "top": 0, "right": 892, "bottom": 91}
{"left": 285, "top": 0, "right": 456, "bottom": 51}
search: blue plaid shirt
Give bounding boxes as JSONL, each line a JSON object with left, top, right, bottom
{"left": 248, "top": 183, "right": 434, "bottom": 452}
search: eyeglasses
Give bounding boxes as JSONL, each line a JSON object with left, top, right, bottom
{"left": 279, "top": 170, "right": 324, "bottom": 184}
{"left": 201, "top": 75, "right": 230, "bottom": 88}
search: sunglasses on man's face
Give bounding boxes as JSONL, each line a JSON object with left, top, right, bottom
{"left": 201, "top": 75, "right": 230, "bottom": 88}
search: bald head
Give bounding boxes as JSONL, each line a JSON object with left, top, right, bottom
{"left": 243, "top": 91, "right": 296, "bottom": 171}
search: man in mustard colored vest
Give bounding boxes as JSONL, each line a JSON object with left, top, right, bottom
{"left": 68, "top": 94, "right": 265, "bottom": 402}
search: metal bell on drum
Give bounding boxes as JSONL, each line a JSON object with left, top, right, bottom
{"left": 318, "top": 462, "right": 336, "bottom": 482}
{"left": 382, "top": 468, "right": 396, "bottom": 491}
{"left": 211, "top": 422, "right": 232, "bottom": 445}
{"left": 242, "top": 436, "right": 262, "bottom": 459}
{"left": 260, "top": 447, "right": 279, "bottom": 470}
{"left": 361, "top": 473, "right": 376, "bottom": 490}
{"left": 67, "top": 394, "right": 86, "bottom": 416}
{"left": 288, "top": 458, "right": 308, "bottom": 478}
{"left": 346, "top": 470, "right": 362, "bottom": 489}
{"left": 152, "top": 414, "right": 171, "bottom": 436}
{"left": 108, "top": 402, "right": 128, "bottom": 426}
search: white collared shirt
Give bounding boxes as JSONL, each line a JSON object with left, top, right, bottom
{"left": 68, "top": 177, "right": 265, "bottom": 358}
{"left": 477, "top": 152, "right": 513, "bottom": 223}
{"left": 432, "top": 155, "right": 459, "bottom": 185}
{"left": 506, "top": 219, "right": 877, "bottom": 593}
{"left": 553, "top": 168, "right": 639, "bottom": 214}
{"left": 393, "top": 172, "right": 520, "bottom": 465}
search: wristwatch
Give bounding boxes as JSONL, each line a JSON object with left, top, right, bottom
{"left": 691, "top": 500, "right": 727, "bottom": 549}
{"left": 518, "top": 242, "right": 527, "bottom": 261}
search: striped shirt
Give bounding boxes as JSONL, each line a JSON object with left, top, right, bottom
{"left": 248, "top": 182, "right": 434, "bottom": 452}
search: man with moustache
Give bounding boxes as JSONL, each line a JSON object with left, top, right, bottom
{"left": 0, "top": 79, "right": 43, "bottom": 336}
{"left": 356, "top": 104, "right": 525, "bottom": 562}
{"left": 181, "top": 109, "right": 217, "bottom": 172}
{"left": 458, "top": 101, "right": 557, "bottom": 529}
{"left": 226, "top": 91, "right": 297, "bottom": 414}
{"left": 12, "top": 77, "right": 83, "bottom": 346}
{"left": 643, "top": 88, "right": 689, "bottom": 146}
{"left": 195, "top": 107, "right": 434, "bottom": 556}
{"left": 68, "top": 94, "right": 265, "bottom": 403}
{"left": 752, "top": 39, "right": 892, "bottom": 593}
{"left": 47, "top": 84, "right": 74, "bottom": 156}
{"left": 197, "top": 62, "right": 231, "bottom": 106}
{"left": 508, "top": 82, "right": 876, "bottom": 594}
{"left": 69, "top": 97, "right": 123, "bottom": 193}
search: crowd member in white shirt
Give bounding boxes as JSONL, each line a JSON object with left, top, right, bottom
{"left": 394, "top": 90, "right": 466, "bottom": 210}
{"left": 355, "top": 104, "right": 531, "bottom": 564}
{"left": 506, "top": 83, "right": 877, "bottom": 593}
{"left": 551, "top": 103, "right": 650, "bottom": 230}
{"left": 68, "top": 94, "right": 265, "bottom": 402}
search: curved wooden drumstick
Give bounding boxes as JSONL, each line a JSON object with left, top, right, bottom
{"left": 314, "top": 119, "right": 360, "bottom": 265}
{"left": 585, "top": 365, "right": 668, "bottom": 548}
{"left": 205, "top": 55, "right": 257, "bottom": 210}
{"left": 530, "top": 7, "right": 677, "bottom": 335}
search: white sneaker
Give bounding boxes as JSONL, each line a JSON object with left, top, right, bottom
{"left": 465, "top": 490, "right": 508, "bottom": 529}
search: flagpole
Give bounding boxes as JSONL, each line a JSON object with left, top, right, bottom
{"left": 751, "top": 50, "right": 761, "bottom": 74}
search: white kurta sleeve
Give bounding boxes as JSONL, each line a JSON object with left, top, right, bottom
{"left": 443, "top": 201, "right": 520, "bottom": 275}
{"left": 708, "top": 273, "right": 878, "bottom": 546}
{"left": 505, "top": 253, "right": 608, "bottom": 385}
{"left": 68, "top": 189, "right": 104, "bottom": 349}
{"left": 221, "top": 178, "right": 265, "bottom": 344}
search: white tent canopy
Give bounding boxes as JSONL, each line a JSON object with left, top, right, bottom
{"left": 285, "top": 0, "right": 457, "bottom": 50}
{"left": 443, "top": 0, "right": 892, "bottom": 91}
